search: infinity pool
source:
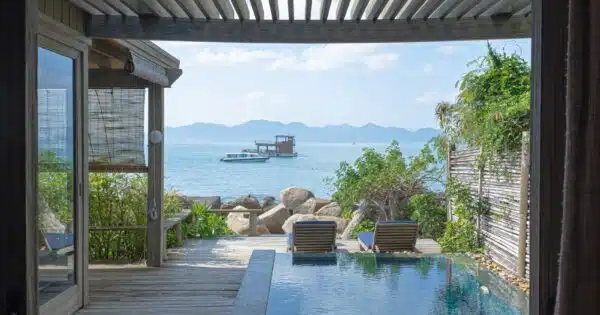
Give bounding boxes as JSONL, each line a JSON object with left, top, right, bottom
{"left": 266, "top": 253, "right": 528, "bottom": 315}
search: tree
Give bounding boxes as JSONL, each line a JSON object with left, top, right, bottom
{"left": 328, "top": 140, "right": 442, "bottom": 221}
{"left": 435, "top": 43, "right": 531, "bottom": 165}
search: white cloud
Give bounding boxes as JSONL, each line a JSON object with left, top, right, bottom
{"left": 193, "top": 48, "right": 282, "bottom": 66}
{"left": 244, "top": 91, "right": 265, "bottom": 102}
{"left": 423, "top": 64, "right": 434, "bottom": 74}
{"left": 437, "top": 45, "right": 457, "bottom": 55}
{"left": 270, "top": 44, "right": 398, "bottom": 71}
{"left": 415, "top": 91, "right": 441, "bottom": 104}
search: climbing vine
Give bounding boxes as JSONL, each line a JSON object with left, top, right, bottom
{"left": 439, "top": 179, "right": 483, "bottom": 253}
{"left": 435, "top": 43, "right": 531, "bottom": 168}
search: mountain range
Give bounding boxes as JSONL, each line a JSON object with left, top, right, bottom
{"left": 165, "top": 120, "right": 440, "bottom": 144}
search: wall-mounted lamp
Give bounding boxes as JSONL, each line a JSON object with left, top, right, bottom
{"left": 150, "top": 130, "right": 163, "bottom": 144}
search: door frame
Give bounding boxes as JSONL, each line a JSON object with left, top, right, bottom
{"left": 36, "top": 14, "right": 90, "bottom": 315}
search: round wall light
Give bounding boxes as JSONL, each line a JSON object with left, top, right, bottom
{"left": 150, "top": 130, "right": 163, "bottom": 144}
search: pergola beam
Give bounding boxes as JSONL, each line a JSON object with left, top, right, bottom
{"left": 87, "top": 15, "right": 531, "bottom": 43}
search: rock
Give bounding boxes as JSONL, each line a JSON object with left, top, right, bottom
{"left": 280, "top": 187, "right": 314, "bottom": 210}
{"left": 261, "top": 196, "right": 277, "bottom": 212}
{"left": 293, "top": 198, "right": 317, "bottom": 214}
{"left": 258, "top": 204, "right": 290, "bottom": 234}
{"left": 220, "top": 195, "right": 261, "bottom": 210}
{"left": 341, "top": 209, "right": 366, "bottom": 240}
{"left": 314, "top": 198, "right": 332, "bottom": 212}
{"left": 282, "top": 214, "right": 349, "bottom": 235}
{"left": 38, "top": 198, "right": 66, "bottom": 233}
{"left": 480, "top": 286, "right": 490, "bottom": 295}
{"left": 226, "top": 210, "right": 270, "bottom": 235}
{"left": 315, "top": 202, "right": 342, "bottom": 217}
{"left": 182, "top": 195, "right": 221, "bottom": 209}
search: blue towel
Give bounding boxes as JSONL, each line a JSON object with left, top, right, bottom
{"left": 44, "top": 233, "right": 74, "bottom": 250}
{"left": 357, "top": 232, "right": 374, "bottom": 249}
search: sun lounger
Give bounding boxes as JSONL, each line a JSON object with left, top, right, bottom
{"left": 287, "top": 221, "right": 337, "bottom": 253}
{"left": 357, "top": 220, "right": 418, "bottom": 253}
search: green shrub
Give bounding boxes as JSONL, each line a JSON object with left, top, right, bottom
{"left": 439, "top": 180, "right": 481, "bottom": 253}
{"left": 407, "top": 193, "right": 447, "bottom": 240}
{"left": 182, "top": 202, "right": 234, "bottom": 239}
{"left": 351, "top": 219, "right": 376, "bottom": 239}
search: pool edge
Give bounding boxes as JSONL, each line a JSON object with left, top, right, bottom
{"left": 232, "top": 250, "right": 275, "bottom": 315}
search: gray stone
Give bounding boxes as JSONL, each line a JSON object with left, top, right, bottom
{"left": 292, "top": 198, "right": 317, "bottom": 214}
{"left": 315, "top": 202, "right": 342, "bottom": 217}
{"left": 258, "top": 204, "right": 289, "bottom": 234}
{"left": 314, "top": 198, "right": 332, "bottom": 212}
{"left": 280, "top": 187, "right": 314, "bottom": 210}
{"left": 261, "top": 196, "right": 277, "bottom": 212}
{"left": 226, "top": 207, "right": 270, "bottom": 235}
{"left": 221, "top": 195, "right": 261, "bottom": 210}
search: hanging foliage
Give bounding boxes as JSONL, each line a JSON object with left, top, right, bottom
{"left": 435, "top": 43, "right": 531, "bottom": 166}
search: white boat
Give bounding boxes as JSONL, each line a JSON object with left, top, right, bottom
{"left": 220, "top": 152, "right": 270, "bottom": 163}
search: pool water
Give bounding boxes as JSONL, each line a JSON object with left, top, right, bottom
{"left": 266, "top": 253, "right": 528, "bottom": 315}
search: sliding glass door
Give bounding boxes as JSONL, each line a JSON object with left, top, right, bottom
{"left": 37, "top": 37, "right": 84, "bottom": 315}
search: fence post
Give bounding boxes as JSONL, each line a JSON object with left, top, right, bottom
{"left": 518, "top": 131, "right": 530, "bottom": 277}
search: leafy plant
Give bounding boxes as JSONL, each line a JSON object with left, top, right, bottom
{"left": 439, "top": 180, "right": 481, "bottom": 253}
{"left": 435, "top": 44, "right": 531, "bottom": 167}
{"left": 351, "top": 219, "right": 376, "bottom": 239}
{"left": 327, "top": 140, "right": 442, "bottom": 221}
{"left": 407, "top": 193, "right": 447, "bottom": 240}
{"left": 182, "top": 202, "right": 234, "bottom": 239}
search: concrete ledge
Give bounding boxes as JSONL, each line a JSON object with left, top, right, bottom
{"left": 232, "top": 250, "right": 275, "bottom": 315}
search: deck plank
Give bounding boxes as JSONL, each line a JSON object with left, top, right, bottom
{"left": 77, "top": 236, "right": 440, "bottom": 314}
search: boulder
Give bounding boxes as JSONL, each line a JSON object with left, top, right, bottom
{"left": 261, "top": 196, "right": 277, "bottom": 212}
{"left": 220, "top": 195, "right": 261, "bottom": 210}
{"left": 315, "top": 202, "right": 342, "bottom": 217}
{"left": 282, "top": 214, "right": 350, "bottom": 235}
{"left": 280, "top": 187, "right": 314, "bottom": 210}
{"left": 292, "top": 198, "right": 317, "bottom": 214}
{"left": 314, "top": 198, "right": 332, "bottom": 212}
{"left": 258, "top": 204, "right": 289, "bottom": 234}
{"left": 226, "top": 211, "right": 270, "bottom": 235}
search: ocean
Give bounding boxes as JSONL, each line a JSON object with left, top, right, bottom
{"left": 164, "top": 141, "right": 428, "bottom": 200}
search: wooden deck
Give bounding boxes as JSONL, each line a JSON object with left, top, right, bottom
{"left": 77, "top": 236, "right": 441, "bottom": 315}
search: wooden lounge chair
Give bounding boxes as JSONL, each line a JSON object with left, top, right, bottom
{"left": 287, "top": 221, "right": 337, "bottom": 253}
{"left": 357, "top": 220, "right": 418, "bottom": 253}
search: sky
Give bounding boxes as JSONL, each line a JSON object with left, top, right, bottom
{"left": 154, "top": 39, "right": 531, "bottom": 130}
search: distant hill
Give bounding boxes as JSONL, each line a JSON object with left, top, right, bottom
{"left": 165, "top": 120, "right": 440, "bottom": 144}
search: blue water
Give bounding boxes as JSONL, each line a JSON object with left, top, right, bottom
{"left": 267, "top": 254, "right": 527, "bottom": 315}
{"left": 164, "top": 141, "right": 428, "bottom": 199}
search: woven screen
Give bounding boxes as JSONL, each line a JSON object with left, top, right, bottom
{"left": 88, "top": 88, "right": 146, "bottom": 172}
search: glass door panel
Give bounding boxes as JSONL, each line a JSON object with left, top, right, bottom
{"left": 37, "top": 47, "right": 77, "bottom": 306}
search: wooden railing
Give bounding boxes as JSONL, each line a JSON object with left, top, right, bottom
{"left": 210, "top": 208, "right": 264, "bottom": 236}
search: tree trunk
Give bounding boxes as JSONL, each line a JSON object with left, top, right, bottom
{"left": 341, "top": 201, "right": 367, "bottom": 240}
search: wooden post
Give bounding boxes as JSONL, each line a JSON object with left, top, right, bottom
{"left": 530, "top": 0, "right": 568, "bottom": 313}
{"left": 0, "top": 0, "right": 38, "bottom": 313}
{"left": 518, "top": 131, "right": 530, "bottom": 277}
{"left": 147, "top": 83, "right": 165, "bottom": 267}
{"left": 249, "top": 212, "right": 258, "bottom": 236}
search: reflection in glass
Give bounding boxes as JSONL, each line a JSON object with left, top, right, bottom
{"left": 37, "top": 47, "right": 76, "bottom": 304}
